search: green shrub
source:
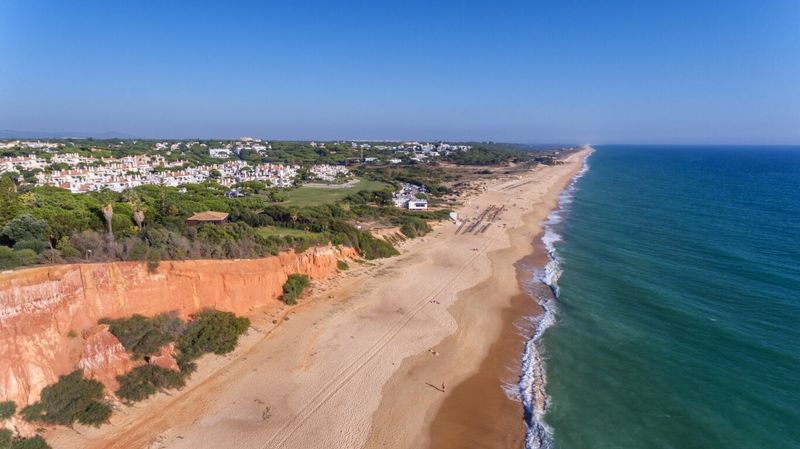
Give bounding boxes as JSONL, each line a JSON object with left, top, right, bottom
{"left": 282, "top": 274, "right": 309, "bottom": 305}
{"left": 56, "top": 237, "right": 80, "bottom": 259}
{"left": 9, "top": 435, "right": 52, "bottom": 449}
{"left": 146, "top": 249, "right": 161, "bottom": 273}
{"left": 0, "top": 247, "right": 15, "bottom": 269}
{"left": 177, "top": 310, "right": 250, "bottom": 360}
{"left": 336, "top": 260, "right": 349, "bottom": 271}
{"left": 100, "top": 313, "right": 184, "bottom": 359}
{"left": 329, "top": 221, "right": 398, "bottom": 260}
{"left": 12, "top": 240, "right": 46, "bottom": 254}
{"left": 116, "top": 365, "right": 186, "bottom": 403}
{"left": 0, "top": 401, "right": 15, "bottom": 420}
{"left": 1, "top": 215, "right": 48, "bottom": 243}
{"left": 0, "top": 429, "right": 11, "bottom": 449}
{"left": 175, "top": 354, "right": 198, "bottom": 375}
{"left": 398, "top": 216, "right": 431, "bottom": 238}
{"left": 21, "top": 371, "right": 111, "bottom": 427}
{"left": 0, "top": 247, "right": 38, "bottom": 270}
{"left": 11, "top": 249, "right": 37, "bottom": 267}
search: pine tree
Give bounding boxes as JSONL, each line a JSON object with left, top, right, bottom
{"left": 0, "top": 177, "right": 19, "bottom": 228}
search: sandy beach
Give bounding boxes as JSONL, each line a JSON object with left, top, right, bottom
{"left": 46, "top": 148, "right": 589, "bottom": 449}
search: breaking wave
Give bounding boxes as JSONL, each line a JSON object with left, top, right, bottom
{"left": 518, "top": 149, "right": 592, "bottom": 449}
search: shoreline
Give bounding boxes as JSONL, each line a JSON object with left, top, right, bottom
{"left": 521, "top": 147, "right": 593, "bottom": 449}
{"left": 364, "top": 149, "right": 590, "bottom": 449}
{"left": 45, "top": 149, "right": 590, "bottom": 449}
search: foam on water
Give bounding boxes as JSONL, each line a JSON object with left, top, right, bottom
{"left": 518, "top": 149, "right": 592, "bottom": 449}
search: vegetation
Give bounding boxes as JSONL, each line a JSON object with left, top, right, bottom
{"left": 100, "top": 313, "right": 184, "bottom": 359}
{"left": 282, "top": 274, "right": 310, "bottom": 305}
{"left": 21, "top": 371, "right": 111, "bottom": 427}
{"left": 177, "top": 310, "right": 250, "bottom": 360}
{"left": 1, "top": 139, "right": 533, "bottom": 270}
{"left": 358, "top": 165, "right": 454, "bottom": 197}
{"left": 255, "top": 226, "right": 329, "bottom": 254}
{"left": 0, "top": 247, "right": 37, "bottom": 270}
{"left": 273, "top": 178, "right": 387, "bottom": 206}
{"left": 397, "top": 216, "right": 432, "bottom": 238}
{"left": 116, "top": 365, "right": 186, "bottom": 403}
{"left": 330, "top": 222, "right": 398, "bottom": 259}
{"left": 100, "top": 308, "right": 249, "bottom": 404}
{"left": 336, "top": 260, "right": 349, "bottom": 271}
{"left": 0, "top": 433, "right": 52, "bottom": 449}
{"left": 0, "top": 402, "right": 47, "bottom": 449}
{"left": 443, "top": 145, "right": 531, "bottom": 165}
{"left": 256, "top": 225, "right": 324, "bottom": 238}
{"left": 0, "top": 177, "right": 433, "bottom": 269}
{"left": 0, "top": 401, "right": 15, "bottom": 420}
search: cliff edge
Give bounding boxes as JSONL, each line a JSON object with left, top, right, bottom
{"left": 0, "top": 245, "right": 355, "bottom": 407}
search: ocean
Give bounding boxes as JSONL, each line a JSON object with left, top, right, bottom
{"left": 524, "top": 146, "right": 800, "bottom": 449}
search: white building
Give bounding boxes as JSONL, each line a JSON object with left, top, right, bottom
{"left": 408, "top": 199, "right": 428, "bottom": 210}
{"left": 209, "top": 148, "right": 232, "bottom": 158}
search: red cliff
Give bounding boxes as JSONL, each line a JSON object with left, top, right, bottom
{"left": 0, "top": 245, "right": 355, "bottom": 407}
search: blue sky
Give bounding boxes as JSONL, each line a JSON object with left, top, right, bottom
{"left": 1, "top": 0, "right": 798, "bottom": 143}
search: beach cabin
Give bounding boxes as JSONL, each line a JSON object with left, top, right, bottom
{"left": 408, "top": 199, "right": 428, "bottom": 210}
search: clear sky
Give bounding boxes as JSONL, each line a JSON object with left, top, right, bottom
{"left": 1, "top": 0, "right": 799, "bottom": 143}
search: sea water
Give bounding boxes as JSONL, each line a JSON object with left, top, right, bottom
{"left": 525, "top": 146, "right": 800, "bottom": 449}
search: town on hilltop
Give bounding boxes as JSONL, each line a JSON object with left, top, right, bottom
{"left": 0, "top": 137, "right": 567, "bottom": 276}
{"left": 0, "top": 138, "right": 482, "bottom": 194}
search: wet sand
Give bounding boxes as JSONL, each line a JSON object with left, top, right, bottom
{"left": 426, "top": 247, "right": 552, "bottom": 449}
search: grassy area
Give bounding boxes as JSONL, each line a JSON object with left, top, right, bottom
{"left": 256, "top": 226, "right": 325, "bottom": 238}
{"left": 277, "top": 178, "right": 388, "bottom": 206}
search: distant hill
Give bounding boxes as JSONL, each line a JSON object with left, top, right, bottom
{"left": 0, "top": 129, "right": 137, "bottom": 139}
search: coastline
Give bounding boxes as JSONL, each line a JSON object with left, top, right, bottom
{"left": 45, "top": 148, "right": 590, "bottom": 449}
{"left": 365, "top": 148, "right": 590, "bottom": 449}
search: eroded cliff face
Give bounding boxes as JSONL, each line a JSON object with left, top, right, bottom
{"left": 0, "top": 245, "right": 355, "bottom": 407}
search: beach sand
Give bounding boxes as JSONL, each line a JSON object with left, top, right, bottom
{"left": 46, "top": 148, "right": 589, "bottom": 449}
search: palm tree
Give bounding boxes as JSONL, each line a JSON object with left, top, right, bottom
{"left": 133, "top": 209, "right": 145, "bottom": 229}
{"left": 102, "top": 203, "right": 114, "bottom": 237}
{"left": 124, "top": 192, "right": 146, "bottom": 230}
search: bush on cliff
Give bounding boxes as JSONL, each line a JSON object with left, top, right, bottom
{"left": 0, "top": 401, "right": 15, "bottom": 420}
{"left": 1, "top": 433, "right": 52, "bottom": 449}
{"left": 177, "top": 309, "right": 250, "bottom": 360}
{"left": 336, "top": 260, "right": 349, "bottom": 271}
{"left": 21, "top": 371, "right": 111, "bottom": 427}
{"left": 329, "top": 221, "right": 398, "bottom": 260}
{"left": 282, "top": 273, "right": 309, "bottom": 305}
{"left": 116, "top": 365, "right": 186, "bottom": 403}
{"left": 100, "top": 313, "right": 185, "bottom": 359}
{"left": 0, "top": 429, "right": 9, "bottom": 449}
{"left": 397, "top": 216, "right": 431, "bottom": 238}
{"left": 0, "top": 247, "right": 38, "bottom": 270}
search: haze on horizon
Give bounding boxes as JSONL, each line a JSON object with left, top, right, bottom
{"left": 1, "top": 0, "right": 798, "bottom": 144}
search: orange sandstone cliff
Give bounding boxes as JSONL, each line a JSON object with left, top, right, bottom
{"left": 0, "top": 245, "right": 355, "bottom": 407}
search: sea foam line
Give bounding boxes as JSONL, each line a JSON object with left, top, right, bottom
{"left": 519, "top": 148, "right": 593, "bottom": 449}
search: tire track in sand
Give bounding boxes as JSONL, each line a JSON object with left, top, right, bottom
{"left": 258, "top": 237, "right": 495, "bottom": 449}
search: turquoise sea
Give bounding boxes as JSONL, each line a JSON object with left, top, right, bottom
{"left": 525, "top": 146, "right": 800, "bottom": 449}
